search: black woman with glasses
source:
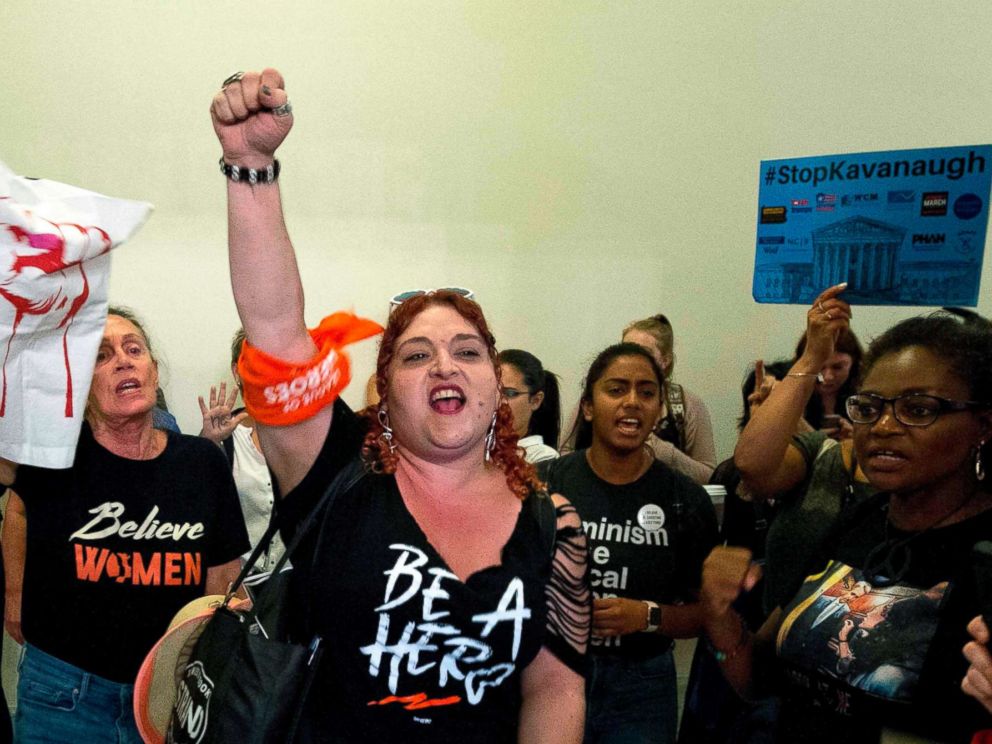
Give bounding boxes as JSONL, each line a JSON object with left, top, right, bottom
{"left": 209, "top": 68, "right": 589, "bottom": 743}
{"left": 497, "top": 349, "right": 561, "bottom": 464}
{"left": 700, "top": 299, "right": 992, "bottom": 743}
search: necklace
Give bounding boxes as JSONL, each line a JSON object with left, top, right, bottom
{"left": 861, "top": 489, "right": 978, "bottom": 587}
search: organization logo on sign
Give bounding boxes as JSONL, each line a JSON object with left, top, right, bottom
{"left": 911, "top": 233, "right": 946, "bottom": 246}
{"left": 760, "top": 206, "right": 787, "bottom": 224}
{"left": 957, "top": 230, "right": 978, "bottom": 255}
{"left": 953, "top": 193, "right": 983, "bottom": 220}
{"left": 886, "top": 190, "right": 915, "bottom": 209}
{"left": 921, "top": 191, "right": 949, "bottom": 217}
{"left": 841, "top": 192, "right": 879, "bottom": 206}
{"left": 816, "top": 193, "right": 837, "bottom": 212}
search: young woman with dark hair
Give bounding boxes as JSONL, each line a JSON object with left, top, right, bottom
{"left": 209, "top": 67, "right": 590, "bottom": 743}
{"left": 703, "top": 298, "right": 992, "bottom": 743}
{"left": 543, "top": 343, "right": 718, "bottom": 743}
{"left": 497, "top": 349, "right": 561, "bottom": 464}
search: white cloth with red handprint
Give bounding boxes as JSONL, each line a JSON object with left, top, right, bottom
{"left": 0, "top": 160, "right": 152, "bottom": 468}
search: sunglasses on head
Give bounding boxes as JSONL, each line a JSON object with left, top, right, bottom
{"left": 389, "top": 287, "right": 475, "bottom": 307}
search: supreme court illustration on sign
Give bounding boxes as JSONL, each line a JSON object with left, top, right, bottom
{"left": 753, "top": 144, "right": 992, "bottom": 306}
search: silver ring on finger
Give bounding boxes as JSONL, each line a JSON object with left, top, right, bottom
{"left": 222, "top": 71, "right": 245, "bottom": 88}
{"left": 273, "top": 101, "right": 293, "bottom": 117}
{"left": 825, "top": 310, "right": 833, "bottom": 320}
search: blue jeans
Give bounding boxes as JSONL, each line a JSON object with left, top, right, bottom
{"left": 585, "top": 649, "right": 677, "bottom": 744}
{"left": 14, "top": 644, "right": 141, "bottom": 744}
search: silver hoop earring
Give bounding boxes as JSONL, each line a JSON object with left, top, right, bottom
{"left": 977, "top": 443, "right": 986, "bottom": 482}
{"left": 378, "top": 407, "right": 397, "bottom": 454}
{"left": 484, "top": 409, "right": 498, "bottom": 462}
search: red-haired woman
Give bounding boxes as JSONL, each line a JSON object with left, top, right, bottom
{"left": 209, "top": 68, "right": 589, "bottom": 743}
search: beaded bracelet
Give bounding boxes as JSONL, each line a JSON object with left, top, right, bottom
{"left": 705, "top": 613, "right": 750, "bottom": 663}
{"left": 219, "top": 157, "right": 281, "bottom": 185}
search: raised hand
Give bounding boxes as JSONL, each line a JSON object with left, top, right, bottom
{"left": 800, "top": 283, "right": 852, "bottom": 371}
{"left": 747, "top": 359, "right": 779, "bottom": 416}
{"left": 198, "top": 381, "right": 248, "bottom": 444}
{"left": 210, "top": 68, "right": 294, "bottom": 167}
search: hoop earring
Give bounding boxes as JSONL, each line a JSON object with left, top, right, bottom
{"left": 977, "top": 442, "right": 986, "bottom": 482}
{"left": 378, "top": 407, "right": 397, "bottom": 454}
{"left": 484, "top": 409, "right": 498, "bottom": 462}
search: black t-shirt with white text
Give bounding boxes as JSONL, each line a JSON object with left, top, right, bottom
{"left": 277, "top": 401, "right": 589, "bottom": 744}
{"left": 13, "top": 423, "right": 249, "bottom": 682}
{"left": 540, "top": 450, "right": 718, "bottom": 658}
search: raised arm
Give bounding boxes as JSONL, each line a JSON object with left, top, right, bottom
{"left": 210, "top": 69, "right": 331, "bottom": 494}
{"left": 734, "top": 284, "right": 850, "bottom": 497}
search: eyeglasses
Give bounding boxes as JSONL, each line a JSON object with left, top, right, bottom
{"left": 845, "top": 392, "right": 987, "bottom": 427}
{"left": 389, "top": 287, "right": 475, "bottom": 306}
{"left": 502, "top": 387, "right": 530, "bottom": 400}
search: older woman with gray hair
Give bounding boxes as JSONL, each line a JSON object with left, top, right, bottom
{"left": 1, "top": 306, "right": 248, "bottom": 743}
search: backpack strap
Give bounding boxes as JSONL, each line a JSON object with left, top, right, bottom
{"left": 666, "top": 383, "right": 688, "bottom": 452}
{"left": 222, "top": 458, "right": 368, "bottom": 614}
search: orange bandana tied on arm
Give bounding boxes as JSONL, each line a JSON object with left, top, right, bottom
{"left": 238, "top": 312, "right": 383, "bottom": 426}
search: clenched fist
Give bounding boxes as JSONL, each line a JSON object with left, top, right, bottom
{"left": 210, "top": 68, "right": 294, "bottom": 168}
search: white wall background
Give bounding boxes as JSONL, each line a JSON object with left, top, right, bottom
{"left": 3, "top": 0, "right": 991, "bottom": 465}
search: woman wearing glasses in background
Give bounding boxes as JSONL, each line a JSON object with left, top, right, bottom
{"left": 703, "top": 295, "right": 992, "bottom": 743}
{"left": 498, "top": 349, "right": 561, "bottom": 464}
{"left": 209, "top": 68, "right": 589, "bottom": 743}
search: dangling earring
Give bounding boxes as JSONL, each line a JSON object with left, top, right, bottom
{"left": 484, "top": 409, "right": 498, "bottom": 462}
{"left": 977, "top": 442, "right": 986, "bottom": 482}
{"left": 378, "top": 407, "right": 397, "bottom": 454}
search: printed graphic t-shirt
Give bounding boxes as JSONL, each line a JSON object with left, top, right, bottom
{"left": 773, "top": 495, "right": 992, "bottom": 744}
{"left": 277, "top": 401, "right": 589, "bottom": 744}
{"left": 540, "top": 450, "right": 718, "bottom": 658}
{"left": 13, "top": 423, "right": 250, "bottom": 682}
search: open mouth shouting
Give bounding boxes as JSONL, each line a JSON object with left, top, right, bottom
{"left": 116, "top": 378, "right": 143, "bottom": 396}
{"left": 430, "top": 385, "right": 467, "bottom": 415}
{"left": 864, "top": 447, "right": 909, "bottom": 471}
{"left": 616, "top": 416, "right": 643, "bottom": 437}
